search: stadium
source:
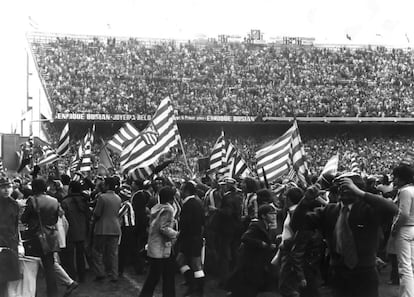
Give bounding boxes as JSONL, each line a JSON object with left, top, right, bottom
{"left": 2, "top": 31, "right": 412, "bottom": 180}
{"left": 1, "top": 2, "right": 414, "bottom": 296}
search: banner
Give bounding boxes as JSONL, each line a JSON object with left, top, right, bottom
{"left": 55, "top": 113, "right": 256, "bottom": 122}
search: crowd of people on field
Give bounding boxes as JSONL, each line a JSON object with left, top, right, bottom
{"left": 1, "top": 155, "right": 413, "bottom": 297}
{"left": 31, "top": 37, "right": 414, "bottom": 117}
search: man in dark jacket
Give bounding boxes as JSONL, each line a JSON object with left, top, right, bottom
{"left": 61, "top": 181, "right": 90, "bottom": 282}
{"left": 0, "top": 177, "right": 22, "bottom": 297}
{"left": 291, "top": 173, "right": 399, "bottom": 297}
{"left": 228, "top": 204, "right": 277, "bottom": 297}
{"left": 215, "top": 177, "right": 242, "bottom": 288}
{"left": 177, "top": 181, "right": 205, "bottom": 297}
{"left": 131, "top": 179, "right": 152, "bottom": 274}
{"left": 21, "top": 178, "right": 60, "bottom": 297}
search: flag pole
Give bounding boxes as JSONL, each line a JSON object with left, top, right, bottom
{"left": 178, "top": 136, "right": 193, "bottom": 176}
{"left": 262, "top": 168, "right": 269, "bottom": 189}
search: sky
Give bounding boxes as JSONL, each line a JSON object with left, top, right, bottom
{"left": 1, "top": 0, "right": 414, "bottom": 134}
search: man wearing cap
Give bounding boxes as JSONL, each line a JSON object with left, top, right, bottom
{"left": 215, "top": 177, "right": 243, "bottom": 288}
{"left": 92, "top": 177, "right": 122, "bottom": 282}
{"left": 227, "top": 204, "right": 277, "bottom": 297}
{"left": 0, "top": 177, "right": 23, "bottom": 297}
{"left": 291, "top": 173, "right": 399, "bottom": 297}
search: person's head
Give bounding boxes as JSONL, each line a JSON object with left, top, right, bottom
{"left": 242, "top": 177, "right": 258, "bottom": 193}
{"left": 392, "top": 164, "right": 414, "bottom": 188}
{"left": 0, "top": 177, "right": 12, "bottom": 198}
{"left": 104, "top": 177, "right": 118, "bottom": 191}
{"left": 159, "top": 186, "right": 175, "bottom": 204}
{"left": 257, "top": 188, "right": 273, "bottom": 206}
{"left": 152, "top": 176, "right": 164, "bottom": 192}
{"left": 12, "top": 178, "right": 22, "bottom": 190}
{"left": 32, "top": 178, "right": 47, "bottom": 195}
{"left": 336, "top": 173, "right": 365, "bottom": 205}
{"left": 258, "top": 204, "right": 277, "bottom": 225}
{"left": 68, "top": 181, "right": 82, "bottom": 194}
{"left": 181, "top": 181, "right": 196, "bottom": 199}
{"left": 285, "top": 187, "right": 304, "bottom": 206}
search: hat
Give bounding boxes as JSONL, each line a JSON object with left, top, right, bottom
{"left": 258, "top": 204, "right": 277, "bottom": 217}
{"left": 219, "top": 177, "right": 237, "bottom": 186}
{"left": 119, "top": 184, "right": 132, "bottom": 200}
{"left": 0, "top": 177, "right": 11, "bottom": 187}
{"left": 335, "top": 172, "right": 365, "bottom": 191}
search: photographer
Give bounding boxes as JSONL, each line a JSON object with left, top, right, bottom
{"left": 290, "top": 173, "right": 398, "bottom": 297}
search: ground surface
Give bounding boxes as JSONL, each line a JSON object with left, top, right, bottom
{"left": 35, "top": 264, "right": 399, "bottom": 297}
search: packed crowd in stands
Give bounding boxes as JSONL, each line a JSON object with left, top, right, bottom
{"left": 31, "top": 36, "right": 414, "bottom": 117}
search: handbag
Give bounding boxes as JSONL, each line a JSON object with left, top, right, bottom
{"left": 33, "top": 197, "right": 60, "bottom": 255}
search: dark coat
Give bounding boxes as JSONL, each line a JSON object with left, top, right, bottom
{"left": 229, "top": 220, "right": 275, "bottom": 289}
{"left": 178, "top": 196, "right": 205, "bottom": 241}
{"left": 61, "top": 193, "right": 90, "bottom": 242}
{"left": 215, "top": 190, "right": 242, "bottom": 236}
{"left": 21, "top": 194, "right": 59, "bottom": 256}
{"left": 0, "top": 196, "right": 20, "bottom": 252}
{"left": 291, "top": 192, "right": 398, "bottom": 268}
{"left": 132, "top": 190, "right": 151, "bottom": 232}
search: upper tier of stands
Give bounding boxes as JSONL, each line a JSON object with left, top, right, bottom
{"left": 29, "top": 33, "right": 414, "bottom": 118}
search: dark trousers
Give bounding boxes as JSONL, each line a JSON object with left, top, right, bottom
{"left": 216, "top": 234, "right": 238, "bottom": 284}
{"left": 136, "top": 229, "right": 148, "bottom": 273}
{"left": 331, "top": 266, "right": 379, "bottom": 297}
{"left": 60, "top": 241, "right": 86, "bottom": 282}
{"left": 42, "top": 253, "right": 59, "bottom": 297}
{"left": 389, "top": 254, "right": 399, "bottom": 284}
{"left": 118, "top": 227, "right": 139, "bottom": 275}
{"left": 139, "top": 257, "right": 176, "bottom": 297}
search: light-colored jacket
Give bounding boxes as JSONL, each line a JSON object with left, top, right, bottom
{"left": 147, "top": 203, "right": 178, "bottom": 259}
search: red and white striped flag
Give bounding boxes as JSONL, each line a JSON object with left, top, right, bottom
{"left": 120, "top": 97, "right": 180, "bottom": 179}
{"left": 209, "top": 131, "right": 226, "bottom": 172}
{"left": 56, "top": 123, "right": 70, "bottom": 156}
{"left": 320, "top": 154, "right": 339, "bottom": 177}
{"left": 256, "top": 121, "right": 308, "bottom": 186}
{"left": 79, "top": 126, "right": 95, "bottom": 172}
{"left": 107, "top": 122, "right": 140, "bottom": 154}
{"left": 37, "top": 146, "right": 59, "bottom": 166}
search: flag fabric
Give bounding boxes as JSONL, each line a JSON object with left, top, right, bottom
{"left": 99, "top": 145, "right": 115, "bottom": 170}
{"left": 79, "top": 130, "right": 93, "bottom": 172}
{"left": 256, "top": 121, "right": 308, "bottom": 185}
{"left": 107, "top": 122, "right": 140, "bottom": 154}
{"left": 228, "top": 148, "right": 252, "bottom": 178}
{"left": 70, "top": 153, "right": 80, "bottom": 173}
{"left": 56, "top": 123, "right": 70, "bottom": 156}
{"left": 37, "top": 146, "right": 59, "bottom": 166}
{"left": 320, "top": 154, "right": 339, "bottom": 176}
{"left": 402, "top": 149, "right": 414, "bottom": 166}
{"left": 120, "top": 97, "right": 180, "bottom": 179}
{"left": 350, "top": 153, "right": 361, "bottom": 174}
{"left": 209, "top": 131, "right": 225, "bottom": 171}
{"left": 209, "top": 131, "right": 252, "bottom": 178}
{"left": 290, "top": 122, "right": 308, "bottom": 186}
